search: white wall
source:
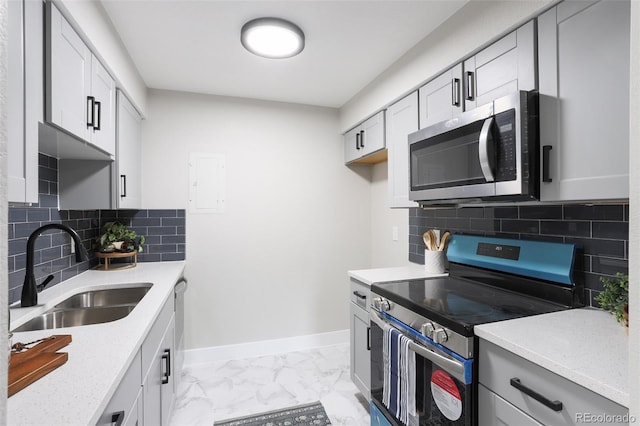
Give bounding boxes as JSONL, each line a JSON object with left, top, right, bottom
{"left": 628, "top": 0, "right": 639, "bottom": 420}
{"left": 0, "top": 0, "right": 8, "bottom": 420}
{"left": 370, "top": 162, "right": 410, "bottom": 266}
{"left": 141, "top": 90, "right": 372, "bottom": 349}
{"left": 339, "top": 0, "right": 554, "bottom": 132}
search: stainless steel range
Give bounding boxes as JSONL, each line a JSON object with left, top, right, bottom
{"left": 369, "top": 235, "right": 582, "bottom": 426}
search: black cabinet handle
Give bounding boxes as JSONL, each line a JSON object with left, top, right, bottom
{"left": 120, "top": 175, "right": 127, "bottom": 198}
{"left": 94, "top": 101, "right": 102, "bottom": 131}
{"left": 465, "top": 71, "right": 474, "bottom": 101}
{"left": 111, "top": 411, "right": 125, "bottom": 426}
{"left": 451, "top": 78, "right": 461, "bottom": 106}
{"left": 87, "top": 96, "right": 95, "bottom": 128}
{"left": 359, "top": 130, "right": 365, "bottom": 148}
{"left": 510, "top": 378, "right": 563, "bottom": 412}
{"left": 366, "top": 326, "right": 371, "bottom": 351}
{"left": 352, "top": 291, "right": 366, "bottom": 300}
{"left": 542, "top": 145, "right": 553, "bottom": 183}
{"left": 355, "top": 132, "right": 360, "bottom": 150}
{"left": 161, "top": 348, "right": 171, "bottom": 384}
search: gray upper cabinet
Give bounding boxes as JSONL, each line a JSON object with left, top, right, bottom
{"left": 7, "top": 0, "right": 42, "bottom": 204}
{"left": 419, "top": 21, "right": 535, "bottom": 131}
{"left": 463, "top": 20, "right": 536, "bottom": 111}
{"left": 46, "top": 2, "right": 116, "bottom": 157}
{"left": 386, "top": 92, "right": 419, "bottom": 208}
{"left": 538, "top": 0, "right": 630, "bottom": 202}
{"left": 344, "top": 111, "right": 385, "bottom": 164}
{"left": 117, "top": 91, "right": 143, "bottom": 209}
{"left": 418, "top": 63, "right": 463, "bottom": 129}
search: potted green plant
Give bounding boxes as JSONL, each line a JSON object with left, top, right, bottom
{"left": 95, "top": 221, "right": 145, "bottom": 253}
{"left": 595, "top": 272, "right": 629, "bottom": 328}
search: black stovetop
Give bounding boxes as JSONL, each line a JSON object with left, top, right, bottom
{"left": 371, "top": 274, "right": 568, "bottom": 336}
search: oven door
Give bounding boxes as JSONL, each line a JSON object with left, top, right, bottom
{"left": 370, "top": 310, "right": 475, "bottom": 426}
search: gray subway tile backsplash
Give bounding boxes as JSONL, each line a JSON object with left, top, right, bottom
{"left": 409, "top": 203, "right": 629, "bottom": 307}
{"left": 7, "top": 154, "right": 186, "bottom": 305}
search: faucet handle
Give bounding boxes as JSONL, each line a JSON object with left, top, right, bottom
{"left": 37, "top": 275, "right": 55, "bottom": 292}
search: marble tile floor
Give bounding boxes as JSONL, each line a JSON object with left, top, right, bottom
{"left": 169, "top": 343, "right": 371, "bottom": 426}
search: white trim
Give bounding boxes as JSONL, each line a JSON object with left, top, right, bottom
{"left": 184, "top": 329, "right": 349, "bottom": 366}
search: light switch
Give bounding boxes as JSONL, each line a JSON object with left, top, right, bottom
{"left": 392, "top": 226, "right": 399, "bottom": 241}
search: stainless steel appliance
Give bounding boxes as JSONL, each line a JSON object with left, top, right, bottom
{"left": 369, "top": 235, "right": 582, "bottom": 425}
{"left": 408, "top": 91, "right": 538, "bottom": 205}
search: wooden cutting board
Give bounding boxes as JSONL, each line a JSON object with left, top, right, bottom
{"left": 8, "top": 335, "right": 72, "bottom": 397}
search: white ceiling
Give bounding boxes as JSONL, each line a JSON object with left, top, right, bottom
{"left": 100, "top": 0, "right": 468, "bottom": 108}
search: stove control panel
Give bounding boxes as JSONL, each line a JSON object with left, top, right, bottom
{"left": 420, "top": 322, "right": 449, "bottom": 344}
{"left": 372, "top": 297, "right": 393, "bottom": 312}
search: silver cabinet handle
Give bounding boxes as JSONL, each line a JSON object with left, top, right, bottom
{"left": 478, "top": 117, "right": 495, "bottom": 182}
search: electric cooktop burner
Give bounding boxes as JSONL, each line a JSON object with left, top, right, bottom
{"left": 372, "top": 276, "right": 567, "bottom": 336}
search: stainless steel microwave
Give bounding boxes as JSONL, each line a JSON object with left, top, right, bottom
{"left": 408, "top": 91, "right": 538, "bottom": 205}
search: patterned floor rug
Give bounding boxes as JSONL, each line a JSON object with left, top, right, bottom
{"left": 214, "top": 401, "right": 332, "bottom": 426}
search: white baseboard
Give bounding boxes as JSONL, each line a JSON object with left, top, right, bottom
{"left": 184, "top": 329, "right": 349, "bottom": 366}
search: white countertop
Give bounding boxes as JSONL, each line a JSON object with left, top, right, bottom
{"left": 348, "top": 264, "right": 446, "bottom": 286}
{"left": 8, "top": 261, "right": 186, "bottom": 426}
{"left": 475, "top": 308, "right": 629, "bottom": 408}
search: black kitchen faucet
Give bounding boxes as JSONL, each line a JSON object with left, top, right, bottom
{"left": 21, "top": 223, "right": 87, "bottom": 307}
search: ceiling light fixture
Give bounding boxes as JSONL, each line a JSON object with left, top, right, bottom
{"left": 241, "top": 17, "right": 305, "bottom": 59}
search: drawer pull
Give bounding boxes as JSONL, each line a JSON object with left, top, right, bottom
{"left": 352, "top": 291, "right": 367, "bottom": 300}
{"left": 510, "top": 378, "right": 563, "bottom": 412}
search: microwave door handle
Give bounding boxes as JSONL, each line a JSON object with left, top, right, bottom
{"left": 478, "top": 117, "right": 495, "bottom": 182}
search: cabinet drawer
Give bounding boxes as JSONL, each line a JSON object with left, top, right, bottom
{"left": 349, "top": 278, "right": 371, "bottom": 312}
{"left": 142, "top": 295, "right": 174, "bottom": 375}
{"left": 479, "top": 340, "right": 628, "bottom": 426}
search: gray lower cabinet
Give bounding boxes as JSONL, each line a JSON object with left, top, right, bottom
{"left": 478, "top": 339, "right": 628, "bottom": 426}
{"left": 99, "top": 295, "right": 176, "bottom": 425}
{"left": 538, "top": 0, "right": 630, "bottom": 201}
{"left": 386, "top": 92, "right": 419, "bottom": 208}
{"left": 349, "top": 278, "right": 371, "bottom": 399}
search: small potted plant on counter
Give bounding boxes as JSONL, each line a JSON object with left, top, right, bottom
{"left": 95, "top": 221, "right": 145, "bottom": 253}
{"left": 595, "top": 272, "right": 629, "bottom": 328}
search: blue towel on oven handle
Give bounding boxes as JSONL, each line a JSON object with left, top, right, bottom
{"left": 382, "top": 325, "right": 416, "bottom": 426}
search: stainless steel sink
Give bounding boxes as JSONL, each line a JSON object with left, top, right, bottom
{"left": 12, "top": 283, "right": 153, "bottom": 332}
{"left": 12, "top": 305, "right": 137, "bottom": 332}
{"left": 54, "top": 283, "right": 152, "bottom": 309}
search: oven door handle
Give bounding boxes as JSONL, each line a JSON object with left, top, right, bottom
{"left": 371, "top": 311, "right": 467, "bottom": 383}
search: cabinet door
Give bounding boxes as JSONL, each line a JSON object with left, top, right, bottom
{"left": 143, "top": 316, "right": 176, "bottom": 426}
{"left": 90, "top": 56, "right": 116, "bottom": 155}
{"left": 47, "top": 2, "right": 91, "bottom": 142}
{"left": 538, "top": 0, "right": 630, "bottom": 201}
{"left": 117, "top": 91, "right": 142, "bottom": 209}
{"left": 360, "top": 111, "right": 385, "bottom": 156}
{"left": 344, "top": 126, "right": 361, "bottom": 164}
{"left": 98, "top": 351, "right": 142, "bottom": 426}
{"left": 350, "top": 303, "right": 371, "bottom": 399}
{"left": 8, "top": 0, "right": 40, "bottom": 203}
{"left": 386, "top": 92, "right": 419, "bottom": 208}
{"left": 478, "top": 385, "right": 543, "bottom": 426}
{"left": 418, "top": 63, "right": 463, "bottom": 129}
{"left": 464, "top": 21, "right": 536, "bottom": 110}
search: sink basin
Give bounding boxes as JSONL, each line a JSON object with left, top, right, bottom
{"left": 12, "top": 283, "right": 153, "bottom": 332}
{"left": 54, "top": 283, "right": 152, "bottom": 309}
{"left": 12, "top": 305, "right": 137, "bottom": 332}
